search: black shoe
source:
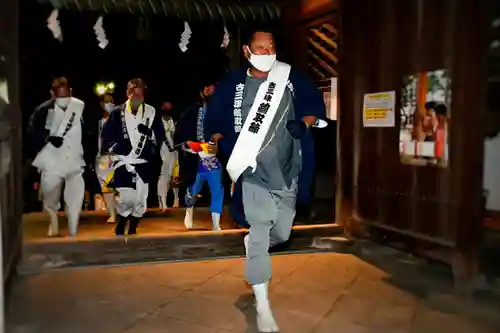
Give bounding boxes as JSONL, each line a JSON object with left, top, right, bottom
{"left": 128, "top": 216, "right": 139, "bottom": 235}
{"left": 115, "top": 215, "right": 127, "bottom": 235}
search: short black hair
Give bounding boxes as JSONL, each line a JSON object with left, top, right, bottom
{"left": 424, "top": 101, "right": 437, "bottom": 111}
{"left": 244, "top": 27, "right": 277, "bottom": 46}
{"left": 127, "top": 78, "right": 146, "bottom": 94}
{"left": 100, "top": 92, "right": 113, "bottom": 102}
{"left": 435, "top": 104, "right": 447, "bottom": 116}
{"left": 51, "top": 76, "right": 70, "bottom": 91}
{"left": 199, "top": 79, "right": 217, "bottom": 92}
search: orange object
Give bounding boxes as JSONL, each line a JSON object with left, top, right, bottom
{"left": 187, "top": 141, "right": 203, "bottom": 152}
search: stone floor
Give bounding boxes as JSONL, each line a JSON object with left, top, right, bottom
{"left": 7, "top": 249, "right": 500, "bottom": 333}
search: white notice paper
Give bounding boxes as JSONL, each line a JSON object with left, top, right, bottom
{"left": 363, "top": 91, "right": 396, "bottom": 127}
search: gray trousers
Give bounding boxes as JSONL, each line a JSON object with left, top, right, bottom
{"left": 242, "top": 179, "right": 297, "bottom": 285}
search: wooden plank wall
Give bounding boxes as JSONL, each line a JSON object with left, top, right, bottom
{"left": 338, "top": 0, "right": 490, "bottom": 269}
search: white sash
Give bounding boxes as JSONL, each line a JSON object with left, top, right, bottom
{"left": 120, "top": 101, "right": 155, "bottom": 161}
{"left": 226, "top": 61, "right": 291, "bottom": 182}
{"left": 32, "top": 98, "right": 84, "bottom": 172}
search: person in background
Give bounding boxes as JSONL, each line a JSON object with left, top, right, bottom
{"left": 204, "top": 29, "right": 326, "bottom": 332}
{"left": 100, "top": 78, "right": 166, "bottom": 236}
{"left": 174, "top": 82, "right": 224, "bottom": 231}
{"left": 94, "top": 93, "right": 117, "bottom": 223}
{"left": 157, "top": 102, "right": 180, "bottom": 210}
{"left": 29, "top": 76, "right": 96, "bottom": 237}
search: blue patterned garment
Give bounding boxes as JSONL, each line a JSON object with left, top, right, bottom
{"left": 197, "top": 106, "right": 220, "bottom": 173}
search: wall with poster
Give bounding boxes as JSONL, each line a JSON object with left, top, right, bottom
{"left": 339, "top": 0, "right": 489, "bottom": 269}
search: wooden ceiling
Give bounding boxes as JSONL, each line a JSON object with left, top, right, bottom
{"left": 37, "top": 0, "right": 283, "bottom": 22}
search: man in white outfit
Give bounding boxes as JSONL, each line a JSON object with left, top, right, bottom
{"left": 94, "top": 93, "right": 117, "bottom": 223}
{"left": 29, "top": 77, "right": 95, "bottom": 237}
{"left": 157, "top": 102, "right": 180, "bottom": 210}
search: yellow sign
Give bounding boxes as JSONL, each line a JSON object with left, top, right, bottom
{"left": 363, "top": 91, "right": 395, "bottom": 127}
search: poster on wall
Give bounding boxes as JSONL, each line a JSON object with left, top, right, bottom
{"left": 363, "top": 91, "right": 396, "bottom": 127}
{"left": 399, "top": 69, "right": 451, "bottom": 168}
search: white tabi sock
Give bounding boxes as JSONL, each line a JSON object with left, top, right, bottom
{"left": 184, "top": 207, "right": 194, "bottom": 229}
{"left": 46, "top": 208, "right": 59, "bottom": 237}
{"left": 252, "top": 282, "right": 279, "bottom": 332}
{"left": 244, "top": 234, "right": 249, "bottom": 257}
{"left": 172, "top": 188, "right": 180, "bottom": 208}
{"left": 103, "top": 193, "right": 116, "bottom": 223}
{"left": 211, "top": 212, "right": 221, "bottom": 231}
{"left": 67, "top": 214, "right": 79, "bottom": 237}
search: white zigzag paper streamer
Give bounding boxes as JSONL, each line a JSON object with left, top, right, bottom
{"left": 178, "top": 22, "right": 192, "bottom": 53}
{"left": 221, "top": 26, "right": 230, "bottom": 48}
{"left": 47, "top": 9, "right": 63, "bottom": 42}
{"left": 93, "top": 16, "right": 108, "bottom": 49}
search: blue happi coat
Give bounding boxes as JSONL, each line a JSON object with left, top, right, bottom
{"left": 100, "top": 103, "right": 166, "bottom": 188}
{"left": 204, "top": 67, "right": 325, "bottom": 204}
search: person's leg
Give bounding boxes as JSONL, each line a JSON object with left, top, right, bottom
{"left": 184, "top": 172, "right": 204, "bottom": 229}
{"left": 172, "top": 187, "right": 180, "bottom": 207}
{"left": 129, "top": 181, "right": 149, "bottom": 235}
{"left": 242, "top": 180, "right": 279, "bottom": 332}
{"left": 102, "top": 192, "right": 117, "bottom": 223}
{"left": 63, "top": 170, "right": 85, "bottom": 237}
{"left": 157, "top": 160, "right": 168, "bottom": 210}
{"left": 40, "top": 172, "right": 64, "bottom": 237}
{"left": 270, "top": 180, "right": 298, "bottom": 247}
{"left": 114, "top": 187, "right": 135, "bottom": 235}
{"left": 206, "top": 169, "right": 224, "bottom": 231}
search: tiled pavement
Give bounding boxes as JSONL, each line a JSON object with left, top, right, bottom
{"left": 7, "top": 251, "right": 500, "bottom": 333}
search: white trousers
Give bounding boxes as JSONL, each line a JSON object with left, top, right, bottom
{"left": 41, "top": 169, "right": 85, "bottom": 236}
{"left": 115, "top": 182, "right": 149, "bottom": 218}
{"left": 157, "top": 151, "right": 177, "bottom": 208}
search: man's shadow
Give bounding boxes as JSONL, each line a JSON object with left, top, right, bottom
{"left": 234, "top": 293, "right": 259, "bottom": 333}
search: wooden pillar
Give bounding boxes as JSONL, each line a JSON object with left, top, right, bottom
{"left": 0, "top": 0, "right": 21, "bottom": 327}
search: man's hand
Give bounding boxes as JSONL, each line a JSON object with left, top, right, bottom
{"left": 211, "top": 133, "right": 223, "bottom": 143}
{"left": 286, "top": 120, "right": 307, "bottom": 139}
{"left": 203, "top": 142, "right": 218, "bottom": 155}
{"left": 186, "top": 141, "right": 203, "bottom": 153}
{"left": 48, "top": 136, "right": 63, "bottom": 148}
{"left": 137, "top": 123, "right": 152, "bottom": 137}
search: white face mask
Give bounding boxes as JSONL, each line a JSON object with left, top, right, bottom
{"left": 55, "top": 97, "right": 70, "bottom": 109}
{"left": 104, "top": 103, "right": 115, "bottom": 112}
{"left": 246, "top": 47, "right": 276, "bottom": 72}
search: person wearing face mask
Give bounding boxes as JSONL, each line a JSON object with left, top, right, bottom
{"left": 100, "top": 78, "right": 166, "bottom": 236}
{"left": 174, "top": 82, "right": 224, "bottom": 231}
{"left": 157, "top": 102, "right": 180, "bottom": 210}
{"left": 94, "top": 93, "right": 117, "bottom": 223}
{"left": 204, "top": 29, "right": 326, "bottom": 332}
{"left": 29, "top": 76, "right": 96, "bottom": 237}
